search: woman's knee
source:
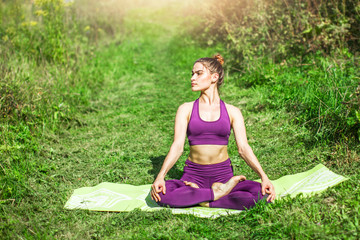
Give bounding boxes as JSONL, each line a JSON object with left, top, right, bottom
{"left": 157, "top": 190, "right": 177, "bottom": 207}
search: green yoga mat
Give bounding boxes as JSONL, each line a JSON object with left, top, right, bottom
{"left": 64, "top": 164, "right": 348, "bottom": 218}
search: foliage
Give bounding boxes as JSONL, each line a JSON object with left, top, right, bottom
{"left": 190, "top": 0, "right": 360, "bottom": 144}
{"left": 197, "top": 0, "right": 360, "bottom": 64}
{"left": 1, "top": 0, "right": 73, "bottom": 63}
{"left": 0, "top": 1, "right": 359, "bottom": 239}
{"left": 0, "top": 0, "right": 127, "bottom": 127}
{"left": 0, "top": 0, "right": 126, "bottom": 203}
{"left": 233, "top": 55, "right": 360, "bottom": 142}
{"left": 1, "top": 22, "right": 359, "bottom": 238}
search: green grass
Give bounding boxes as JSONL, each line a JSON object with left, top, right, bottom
{"left": 1, "top": 2, "right": 359, "bottom": 239}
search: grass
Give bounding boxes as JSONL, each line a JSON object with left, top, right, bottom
{"left": 1, "top": 1, "right": 359, "bottom": 239}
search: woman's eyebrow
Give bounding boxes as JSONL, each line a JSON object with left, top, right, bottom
{"left": 192, "top": 70, "right": 204, "bottom": 74}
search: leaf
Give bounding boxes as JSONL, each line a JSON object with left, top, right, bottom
{"left": 302, "top": 27, "right": 313, "bottom": 35}
{"left": 356, "top": 110, "right": 360, "bottom": 122}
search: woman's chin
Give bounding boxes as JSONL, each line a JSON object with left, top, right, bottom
{"left": 191, "top": 87, "right": 199, "bottom": 92}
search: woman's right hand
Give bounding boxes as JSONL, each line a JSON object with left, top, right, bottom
{"left": 151, "top": 178, "right": 166, "bottom": 202}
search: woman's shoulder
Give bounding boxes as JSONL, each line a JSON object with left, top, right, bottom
{"left": 223, "top": 101, "right": 241, "bottom": 112}
{"left": 223, "top": 101, "right": 243, "bottom": 119}
{"left": 176, "top": 101, "right": 195, "bottom": 114}
{"left": 179, "top": 101, "right": 195, "bottom": 109}
{"left": 181, "top": 101, "right": 195, "bottom": 107}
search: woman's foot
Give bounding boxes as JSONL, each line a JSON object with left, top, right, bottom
{"left": 212, "top": 175, "right": 246, "bottom": 201}
{"left": 183, "top": 181, "right": 199, "bottom": 188}
{"left": 199, "top": 202, "right": 210, "bottom": 207}
{"left": 183, "top": 181, "right": 210, "bottom": 207}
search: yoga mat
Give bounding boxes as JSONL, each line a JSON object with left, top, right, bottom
{"left": 64, "top": 164, "right": 348, "bottom": 218}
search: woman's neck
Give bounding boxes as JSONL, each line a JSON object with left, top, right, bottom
{"left": 199, "top": 87, "right": 220, "bottom": 105}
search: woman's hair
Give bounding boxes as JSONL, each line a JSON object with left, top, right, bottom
{"left": 194, "top": 54, "right": 225, "bottom": 88}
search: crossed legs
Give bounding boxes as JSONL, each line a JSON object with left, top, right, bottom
{"left": 158, "top": 177, "right": 264, "bottom": 210}
{"left": 157, "top": 179, "right": 213, "bottom": 208}
{"left": 209, "top": 180, "right": 265, "bottom": 210}
{"left": 157, "top": 159, "right": 267, "bottom": 210}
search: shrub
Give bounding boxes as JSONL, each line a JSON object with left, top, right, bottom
{"left": 190, "top": 0, "right": 360, "bottom": 143}
{"left": 197, "top": 0, "right": 360, "bottom": 67}
{"left": 0, "top": 0, "right": 127, "bottom": 200}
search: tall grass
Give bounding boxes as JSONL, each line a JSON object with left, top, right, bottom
{"left": 233, "top": 55, "right": 360, "bottom": 143}
{"left": 197, "top": 0, "right": 360, "bottom": 62}
{"left": 0, "top": 1, "right": 359, "bottom": 239}
{"left": 191, "top": 0, "right": 360, "bottom": 144}
{"left": 0, "top": 0, "right": 128, "bottom": 201}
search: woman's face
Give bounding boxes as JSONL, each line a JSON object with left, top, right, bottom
{"left": 191, "top": 62, "right": 217, "bottom": 91}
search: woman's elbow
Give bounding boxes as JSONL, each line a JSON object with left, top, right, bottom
{"left": 171, "top": 142, "right": 184, "bottom": 154}
{"left": 238, "top": 144, "right": 250, "bottom": 158}
{"left": 177, "top": 148, "right": 184, "bottom": 156}
{"left": 238, "top": 149, "right": 245, "bottom": 158}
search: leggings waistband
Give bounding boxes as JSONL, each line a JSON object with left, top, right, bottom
{"left": 184, "top": 158, "right": 233, "bottom": 177}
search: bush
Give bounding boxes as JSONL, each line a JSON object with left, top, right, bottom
{"left": 236, "top": 55, "right": 360, "bottom": 143}
{"left": 0, "top": 0, "right": 127, "bottom": 201}
{"left": 189, "top": 0, "right": 360, "bottom": 144}
{"left": 197, "top": 0, "right": 360, "bottom": 66}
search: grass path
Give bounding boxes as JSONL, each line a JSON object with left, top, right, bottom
{"left": 2, "top": 3, "right": 359, "bottom": 239}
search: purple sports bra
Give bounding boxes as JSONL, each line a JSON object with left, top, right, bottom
{"left": 187, "top": 98, "right": 231, "bottom": 146}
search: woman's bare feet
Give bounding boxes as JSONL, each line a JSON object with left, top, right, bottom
{"left": 183, "top": 177, "right": 245, "bottom": 207}
{"left": 183, "top": 181, "right": 199, "bottom": 188}
{"left": 199, "top": 202, "right": 210, "bottom": 207}
{"left": 212, "top": 175, "right": 246, "bottom": 201}
{"left": 183, "top": 181, "right": 210, "bottom": 207}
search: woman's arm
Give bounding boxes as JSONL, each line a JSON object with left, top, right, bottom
{"left": 151, "top": 102, "right": 191, "bottom": 202}
{"left": 228, "top": 104, "right": 276, "bottom": 202}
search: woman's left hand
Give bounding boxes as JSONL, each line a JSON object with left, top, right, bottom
{"left": 261, "top": 178, "right": 276, "bottom": 202}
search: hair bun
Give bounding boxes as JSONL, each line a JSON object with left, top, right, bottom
{"left": 213, "top": 54, "right": 224, "bottom": 66}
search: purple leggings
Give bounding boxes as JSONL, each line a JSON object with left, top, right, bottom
{"left": 158, "top": 159, "right": 266, "bottom": 210}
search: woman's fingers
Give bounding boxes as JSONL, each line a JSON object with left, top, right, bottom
{"left": 264, "top": 185, "right": 276, "bottom": 202}
{"left": 151, "top": 191, "right": 155, "bottom": 201}
{"left": 151, "top": 186, "right": 158, "bottom": 202}
{"left": 267, "top": 192, "right": 276, "bottom": 202}
{"left": 239, "top": 175, "right": 246, "bottom": 181}
{"left": 270, "top": 185, "right": 276, "bottom": 202}
{"left": 151, "top": 189, "right": 161, "bottom": 202}
{"left": 150, "top": 187, "right": 155, "bottom": 201}
{"left": 162, "top": 185, "right": 166, "bottom": 194}
{"left": 270, "top": 189, "right": 276, "bottom": 202}
{"left": 151, "top": 184, "right": 163, "bottom": 202}
{"left": 261, "top": 179, "right": 275, "bottom": 201}
{"left": 261, "top": 184, "right": 266, "bottom": 196}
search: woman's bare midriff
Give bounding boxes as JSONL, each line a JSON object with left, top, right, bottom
{"left": 188, "top": 145, "right": 229, "bottom": 165}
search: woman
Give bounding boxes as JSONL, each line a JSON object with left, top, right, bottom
{"left": 150, "top": 55, "right": 275, "bottom": 210}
